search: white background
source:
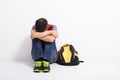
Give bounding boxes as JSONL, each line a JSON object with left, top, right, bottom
{"left": 0, "top": 0, "right": 120, "bottom": 80}
{"left": 0, "top": 0, "right": 120, "bottom": 62}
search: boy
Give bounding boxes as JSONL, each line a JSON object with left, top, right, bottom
{"left": 31, "top": 18, "right": 58, "bottom": 72}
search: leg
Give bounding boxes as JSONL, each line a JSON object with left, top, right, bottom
{"left": 44, "top": 41, "right": 58, "bottom": 64}
{"left": 31, "top": 39, "right": 44, "bottom": 72}
{"left": 31, "top": 38, "right": 44, "bottom": 61}
{"left": 41, "top": 41, "right": 57, "bottom": 72}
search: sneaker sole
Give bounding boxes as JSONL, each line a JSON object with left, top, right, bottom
{"left": 34, "top": 69, "right": 43, "bottom": 73}
{"left": 42, "top": 69, "right": 50, "bottom": 72}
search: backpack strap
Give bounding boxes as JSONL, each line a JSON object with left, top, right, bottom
{"left": 79, "top": 61, "right": 84, "bottom": 63}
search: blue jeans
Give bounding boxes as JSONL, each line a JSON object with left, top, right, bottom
{"left": 31, "top": 38, "right": 58, "bottom": 64}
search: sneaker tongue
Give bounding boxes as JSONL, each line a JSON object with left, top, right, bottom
{"left": 43, "top": 61, "right": 49, "bottom": 67}
{"left": 35, "top": 61, "right": 42, "bottom": 67}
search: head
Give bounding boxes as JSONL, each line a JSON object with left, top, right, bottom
{"left": 35, "top": 18, "right": 48, "bottom": 32}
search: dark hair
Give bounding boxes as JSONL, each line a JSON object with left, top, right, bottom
{"left": 35, "top": 18, "right": 48, "bottom": 32}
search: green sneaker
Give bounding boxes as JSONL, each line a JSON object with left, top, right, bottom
{"left": 34, "top": 61, "right": 42, "bottom": 73}
{"left": 42, "top": 61, "right": 50, "bottom": 72}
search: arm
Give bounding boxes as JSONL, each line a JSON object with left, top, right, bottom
{"left": 51, "top": 30, "right": 58, "bottom": 39}
{"left": 31, "top": 29, "right": 52, "bottom": 38}
{"left": 40, "top": 30, "right": 58, "bottom": 42}
{"left": 31, "top": 29, "right": 58, "bottom": 42}
{"left": 39, "top": 34, "right": 56, "bottom": 42}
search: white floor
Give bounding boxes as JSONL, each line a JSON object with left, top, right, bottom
{"left": 0, "top": 60, "right": 120, "bottom": 80}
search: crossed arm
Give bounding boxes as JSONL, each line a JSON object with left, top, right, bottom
{"left": 31, "top": 29, "right": 58, "bottom": 42}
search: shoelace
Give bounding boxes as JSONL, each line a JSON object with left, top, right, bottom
{"left": 43, "top": 61, "right": 49, "bottom": 67}
{"left": 35, "top": 61, "right": 42, "bottom": 67}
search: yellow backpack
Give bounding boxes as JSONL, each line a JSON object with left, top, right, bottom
{"left": 56, "top": 44, "right": 84, "bottom": 65}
